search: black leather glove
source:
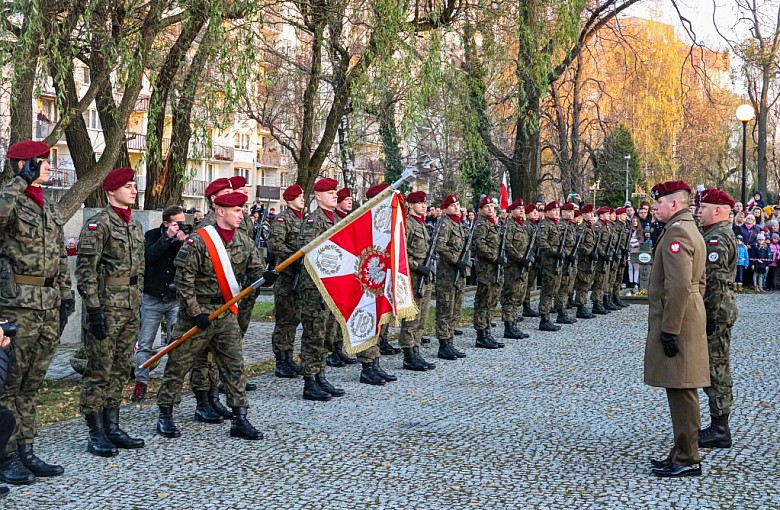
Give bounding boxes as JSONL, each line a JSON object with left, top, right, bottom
{"left": 555, "top": 252, "right": 566, "bottom": 261}
{"left": 291, "top": 258, "right": 304, "bottom": 273}
{"left": 193, "top": 313, "right": 211, "bottom": 330}
{"left": 260, "top": 270, "right": 278, "bottom": 287}
{"left": 86, "top": 307, "right": 108, "bottom": 340}
{"left": 566, "top": 254, "right": 576, "bottom": 262}
{"left": 660, "top": 332, "right": 679, "bottom": 358}
{"left": 416, "top": 265, "right": 432, "bottom": 277}
{"left": 495, "top": 255, "right": 507, "bottom": 266}
{"left": 590, "top": 250, "right": 599, "bottom": 261}
{"left": 456, "top": 260, "right": 468, "bottom": 273}
{"left": 18, "top": 158, "right": 41, "bottom": 186}
{"left": 59, "top": 298, "right": 75, "bottom": 335}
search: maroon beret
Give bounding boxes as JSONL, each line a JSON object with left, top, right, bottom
{"left": 440, "top": 194, "right": 458, "bottom": 209}
{"left": 337, "top": 187, "right": 352, "bottom": 202}
{"left": 204, "top": 178, "right": 232, "bottom": 198}
{"left": 651, "top": 180, "right": 692, "bottom": 200}
{"left": 700, "top": 188, "right": 735, "bottom": 208}
{"left": 506, "top": 198, "right": 524, "bottom": 213}
{"left": 313, "top": 178, "right": 339, "bottom": 192}
{"left": 608, "top": 207, "right": 616, "bottom": 214}
{"left": 366, "top": 183, "right": 389, "bottom": 199}
{"left": 282, "top": 184, "right": 303, "bottom": 201}
{"left": 478, "top": 196, "right": 494, "bottom": 209}
{"left": 560, "top": 203, "right": 576, "bottom": 211}
{"left": 7, "top": 140, "right": 50, "bottom": 160}
{"left": 615, "top": 207, "right": 627, "bottom": 215}
{"left": 524, "top": 204, "right": 537, "bottom": 214}
{"left": 581, "top": 204, "right": 594, "bottom": 214}
{"left": 406, "top": 191, "right": 427, "bottom": 204}
{"left": 213, "top": 191, "right": 247, "bottom": 208}
{"left": 102, "top": 167, "right": 135, "bottom": 191}
{"left": 229, "top": 176, "right": 247, "bottom": 189}
{"left": 574, "top": 210, "right": 581, "bottom": 218}
{"left": 596, "top": 206, "right": 610, "bottom": 215}
{"left": 544, "top": 200, "right": 560, "bottom": 212}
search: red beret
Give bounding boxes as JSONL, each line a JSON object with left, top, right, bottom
{"left": 102, "top": 167, "right": 135, "bottom": 191}
{"left": 524, "top": 204, "right": 537, "bottom": 214}
{"left": 608, "top": 207, "right": 616, "bottom": 213}
{"left": 560, "top": 203, "right": 575, "bottom": 211}
{"left": 7, "top": 140, "right": 50, "bottom": 160}
{"left": 544, "top": 201, "right": 560, "bottom": 212}
{"left": 366, "top": 183, "right": 389, "bottom": 199}
{"left": 337, "top": 187, "right": 352, "bottom": 202}
{"left": 596, "top": 206, "right": 610, "bottom": 215}
{"left": 574, "top": 210, "right": 581, "bottom": 218}
{"left": 615, "top": 207, "right": 627, "bottom": 215}
{"left": 478, "top": 196, "right": 494, "bottom": 209}
{"left": 282, "top": 184, "right": 303, "bottom": 201}
{"left": 229, "top": 176, "right": 247, "bottom": 189}
{"left": 313, "top": 178, "right": 339, "bottom": 192}
{"left": 507, "top": 198, "right": 524, "bottom": 212}
{"left": 213, "top": 191, "right": 247, "bottom": 208}
{"left": 651, "top": 180, "right": 692, "bottom": 200}
{"left": 581, "top": 204, "right": 594, "bottom": 214}
{"left": 440, "top": 194, "right": 458, "bottom": 209}
{"left": 700, "top": 188, "right": 735, "bottom": 208}
{"left": 205, "top": 178, "right": 231, "bottom": 198}
{"left": 406, "top": 191, "right": 427, "bottom": 204}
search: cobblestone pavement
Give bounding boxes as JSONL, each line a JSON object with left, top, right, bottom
{"left": 7, "top": 293, "right": 779, "bottom": 509}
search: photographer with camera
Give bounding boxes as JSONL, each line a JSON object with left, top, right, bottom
{"left": 131, "top": 206, "right": 189, "bottom": 402}
{"left": 0, "top": 321, "right": 16, "bottom": 498}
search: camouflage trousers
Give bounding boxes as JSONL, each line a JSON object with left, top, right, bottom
{"left": 501, "top": 264, "right": 528, "bottom": 322}
{"left": 573, "top": 262, "right": 596, "bottom": 306}
{"left": 400, "top": 274, "right": 431, "bottom": 348}
{"left": 0, "top": 307, "right": 59, "bottom": 453}
{"left": 555, "top": 263, "right": 578, "bottom": 311}
{"left": 271, "top": 273, "right": 300, "bottom": 354}
{"left": 610, "top": 259, "right": 624, "bottom": 295}
{"left": 299, "top": 287, "right": 334, "bottom": 377}
{"left": 189, "top": 346, "right": 220, "bottom": 392}
{"left": 80, "top": 306, "right": 139, "bottom": 415}
{"left": 538, "top": 263, "right": 562, "bottom": 315}
{"left": 237, "top": 288, "right": 255, "bottom": 336}
{"left": 591, "top": 262, "right": 611, "bottom": 302}
{"left": 523, "top": 266, "right": 539, "bottom": 307}
{"left": 158, "top": 310, "right": 247, "bottom": 407}
{"left": 356, "top": 342, "right": 380, "bottom": 364}
{"left": 435, "top": 268, "right": 465, "bottom": 340}
{"left": 474, "top": 269, "right": 501, "bottom": 330}
{"left": 325, "top": 308, "right": 342, "bottom": 353}
{"left": 703, "top": 325, "right": 733, "bottom": 417}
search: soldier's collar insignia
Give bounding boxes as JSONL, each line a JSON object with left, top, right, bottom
{"left": 670, "top": 241, "right": 681, "bottom": 254}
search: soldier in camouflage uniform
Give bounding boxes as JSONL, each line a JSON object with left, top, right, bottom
{"left": 434, "top": 194, "right": 468, "bottom": 360}
{"left": 230, "top": 176, "right": 259, "bottom": 336}
{"left": 609, "top": 207, "right": 631, "bottom": 308}
{"left": 522, "top": 204, "right": 542, "bottom": 318}
{"left": 76, "top": 167, "right": 145, "bottom": 457}
{"left": 554, "top": 203, "right": 578, "bottom": 324}
{"left": 398, "top": 191, "right": 436, "bottom": 371}
{"left": 590, "top": 207, "right": 613, "bottom": 315}
{"left": 573, "top": 205, "right": 599, "bottom": 319}
{"left": 471, "top": 196, "right": 505, "bottom": 349}
{"left": 602, "top": 208, "right": 621, "bottom": 311}
{"left": 500, "top": 199, "right": 530, "bottom": 339}
{"left": 156, "top": 191, "right": 271, "bottom": 441}
{"left": 268, "top": 185, "right": 305, "bottom": 379}
{"left": 698, "top": 189, "right": 738, "bottom": 449}
{"left": 536, "top": 201, "right": 564, "bottom": 331}
{"left": 0, "top": 141, "right": 73, "bottom": 483}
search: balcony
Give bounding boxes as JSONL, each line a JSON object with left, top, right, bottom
{"left": 126, "top": 132, "right": 146, "bottom": 151}
{"left": 211, "top": 144, "right": 234, "bottom": 161}
{"left": 257, "top": 148, "right": 281, "bottom": 167}
{"left": 34, "top": 120, "right": 65, "bottom": 142}
{"left": 114, "top": 92, "right": 151, "bottom": 112}
{"left": 47, "top": 167, "right": 77, "bottom": 188}
{"left": 256, "top": 185, "right": 281, "bottom": 200}
{"left": 184, "top": 179, "right": 207, "bottom": 197}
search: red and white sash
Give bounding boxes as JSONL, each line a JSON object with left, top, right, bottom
{"left": 197, "top": 225, "right": 240, "bottom": 315}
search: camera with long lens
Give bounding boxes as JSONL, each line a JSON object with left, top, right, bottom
{"left": 0, "top": 320, "right": 16, "bottom": 338}
{"left": 177, "top": 222, "right": 193, "bottom": 235}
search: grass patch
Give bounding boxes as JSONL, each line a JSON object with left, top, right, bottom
{"left": 251, "top": 301, "right": 275, "bottom": 321}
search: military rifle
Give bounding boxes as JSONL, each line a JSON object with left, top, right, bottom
{"left": 601, "top": 224, "right": 616, "bottom": 273}
{"left": 565, "top": 223, "right": 585, "bottom": 273}
{"left": 253, "top": 201, "right": 271, "bottom": 248}
{"left": 417, "top": 215, "right": 445, "bottom": 298}
{"left": 454, "top": 218, "right": 477, "bottom": 286}
{"left": 554, "top": 221, "right": 570, "bottom": 269}
{"left": 519, "top": 222, "right": 539, "bottom": 276}
{"left": 495, "top": 218, "right": 510, "bottom": 284}
{"left": 589, "top": 225, "right": 604, "bottom": 272}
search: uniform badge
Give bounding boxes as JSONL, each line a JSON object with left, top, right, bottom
{"left": 670, "top": 241, "right": 681, "bottom": 254}
{"left": 708, "top": 252, "right": 719, "bottom": 262}
{"left": 277, "top": 217, "right": 285, "bottom": 222}
{"left": 87, "top": 223, "right": 98, "bottom": 231}
{"left": 187, "top": 238, "right": 194, "bottom": 245}
{"left": 307, "top": 219, "right": 314, "bottom": 224}
{"left": 708, "top": 239, "right": 719, "bottom": 246}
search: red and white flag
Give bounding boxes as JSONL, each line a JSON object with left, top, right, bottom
{"left": 303, "top": 192, "right": 417, "bottom": 354}
{"left": 500, "top": 171, "right": 510, "bottom": 210}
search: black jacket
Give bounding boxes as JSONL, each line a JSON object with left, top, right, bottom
{"left": 144, "top": 225, "right": 183, "bottom": 299}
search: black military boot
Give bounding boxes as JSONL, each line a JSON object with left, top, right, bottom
{"left": 539, "top": 314, "right": 561, "bottom": 331}
{"left": 303, "top": 376, "right": 332, "bottom": 401}
{"left": 230, "top": 408, "right": 263, "bottom": 440}
{"left": 379, "top": 335, "right": 401, "bottom": 355}
{"left": 335, "top": 341, "right": 357, "bottom": 364}
{"left": 245, "top": 382, "right": 257, "bottom": 392}
{"left": 514, "top": 314, "right": 524, "bottom": 323}
{"left": 522, "top": 303, "right": 540, "bottom": 318}
{"left": 85, "top": 413, "right": 119, "bottom": 456}
{"left": 421, "top": 336, "right": 432, "bottom": 344}
{"left": 413, "top": 346, "right": 436, "bottom": 370}
{"left": 566, "top": 296, "right": 576, "bottom": 309}
{"left": 485, "top": 329, "right": 505, "bottom": 348}
{"left": 613, "top": 293, "right": 629, "bottom": 308}
{"left": 193, "top": 391, "right": 224, "bottom": 424}
{"left": 402, "top": 347, "right": 428, "bottom": 371}
{"left": 208, "top": 388, "right": 234, "bottom": 419}
{"left": 0, "top": 451, "right": 34, "bottom": 485}
{"left": 604, "top": 296, "right": 618, "bottom": 311}
{"left": 699, "top": 414, "right": 732, "bottom": 448}
{"left": 449, "top": 338, "right": 467, "bottom": 358}
{"left": 359, "top": 363, "right": 386, "bottom": 386}
{"left": 326, "top": 350, "right": 346, "bottom": 368}
{"left": 454, "top": 329, "right": 464, "bottom": 336}
{"left": 576, "top": 305, "right": 594, "bottom": 319}
{"left": 555, "top": 310, "right": 575, "bottom": 324}
{"left": 592, "top": 300, "right": 608, "bottom": 315}
{"left": 476, "top": 329, "right": 496, "bottom": 349}
{"left": 315, "top": 372, "right": 345, "bottom": 397}
{"left": 103, "top": 408, "right": 145, "bottom": 449}
{"left": 17, "top": 444, "right": 63, "bottom": 477}
{"left": 274, "top": 351, "right": 298, "bottom": 378}
{"left": 156, "top": 406, "right": 181, "bottom": 439}
{"left": 284, "top": 350, "right": 302, "bottom": 374}
{"left": 373, "top": 359, "right": 397, "bottom": 381}
{"left": 503, "top": 321, "right": 527, "bottom": 339}
{"left": 437, "top": 339, "right": 458, "bottom": 360}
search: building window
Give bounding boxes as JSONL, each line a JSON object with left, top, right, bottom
{"left": 258, "top": 136, "right": 265, "bottom": 148}
{"left": 234, "top": 133, "right": 250, "bottom": 150}
{"left": 82, "top": 66, "right": 91, "bottom": 85}
{"left": 234, "top": 167, "right": 249, "bottom": 179}
{"left": 206, "top": 164, "right": 214, "bottom": 182}
{"left": 50, "top": 147, "right": 59, "bottom": 168}
{"left": 280, "top": 173, "right": 288, "bottom": 187}
{"left": 85, "top": 109, "right": 101, "bottom": 130}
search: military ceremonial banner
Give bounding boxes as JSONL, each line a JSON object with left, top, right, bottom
{"left": 304, "top": 192, "right": 417, "bottom": 354}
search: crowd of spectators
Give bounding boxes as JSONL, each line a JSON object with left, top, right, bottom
{"left": 731, "top": 191, "right": 780, "bottom": 290}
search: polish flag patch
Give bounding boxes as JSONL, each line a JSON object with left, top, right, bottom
{"left": 670, "top": 241, "right": 681, "bottom": 254}
{"left": 708, "top": 239, "right": 719, "bottom": 246}
{"left": 87, "top": 223, "right": 98, "bottom": 231}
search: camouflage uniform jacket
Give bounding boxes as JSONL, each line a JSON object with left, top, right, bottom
{"left": 615, "top": 221, "right": 630, "bottom": 263}
{"left": 173, "top": 229, "right": 265, "bottom": 318}
{"left": 505, "top": 218, "right": 529, "bottom": 268}
{"left": 536, "top": 217, "right": 562, "bottom": 267}
{"left": 0, "top": 176, "right": 71, "bottom": 310}
{"left": 268, "top": 208, "right": 303, "bottom": 277}
{"left": 201, "top": 209, "right": 255, "bottom": 239}
{"left": 703, "top": 220, "right": 738, "bottom": 326}
{"left": 76, "top": 206, "right": 144, "bottom": 310}
{"left": 593, "top": 220, "right": 610, "bottom": 263}
{"left": 472, "top": 215, "right": 501, "bottom": 265}
{"left": 406, "top": 215, "right": 430, "bottom": 272}
{"left": 561, "top": 220, "right": 576, "bottom": 256}
{"left": 435, "top": 215, "right": 466, "bottom": 268}
{"left": 576, "top": 221, "right": 597, "bottom": 263}
{"left": 298, "top": 207, "right": 335, "bottom": 290}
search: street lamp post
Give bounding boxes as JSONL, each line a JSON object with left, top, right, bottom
{"left": 624, "top": 154, "right": 631, "bottom": 204}
{"left": 736, "top": 104, "right": 755, "bottom": 206}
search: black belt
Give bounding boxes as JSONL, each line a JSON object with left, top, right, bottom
{"left": 196, "top": 296, "right": 225, "bottom": 305}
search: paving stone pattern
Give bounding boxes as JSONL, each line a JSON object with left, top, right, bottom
{"left": 6, "top": 293, "right": 779, "bottom": 509}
